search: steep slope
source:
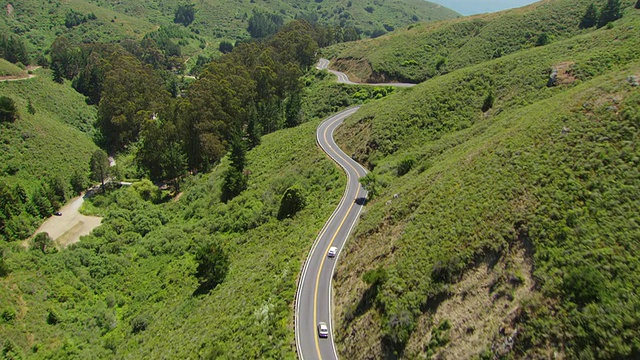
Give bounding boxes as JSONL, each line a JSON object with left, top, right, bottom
{"left": 0, "top": 113, "right": 347, "bottom": 358}
{"left": 324, "top": 0, "right": 637, "bottom": 82}
{"left": 332, "top": 8, "right": 640, "bottom": 359}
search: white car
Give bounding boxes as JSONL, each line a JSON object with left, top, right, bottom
{"left": 318, "top": 322, "right": 329, "bottom": 338}
{"left": 327, "top": 246, "right": 338, "bottom": 258}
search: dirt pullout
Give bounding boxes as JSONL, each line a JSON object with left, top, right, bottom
{"left": 25, "top": 195, "right": 102, "bottom": 248}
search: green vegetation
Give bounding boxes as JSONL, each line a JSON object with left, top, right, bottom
{"left": 0, "top": 0, "right": 458, "bottom": 75}
{"left": 333, "top": 3, "right": 640, "bottom": 358}
{"left": 325, "top": 0, "right": 636, "bottom": 82}
{"left": 0, "top": 113, "right": 345, "bottom": 357}
{"left": 0, "top": 96, "right": 18, "bottom": 123}
{"left": 0, "top": 68, "right": 98, "bottom": 242}
{"left": 0, "top": 59, "right": 23, "bottom": 77}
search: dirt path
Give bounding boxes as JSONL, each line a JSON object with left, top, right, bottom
{"left": 0, "top": 66, "right": 40, "bottom": 82}
{"left": 24, "top": 195, "right": 102, "bottom": 248}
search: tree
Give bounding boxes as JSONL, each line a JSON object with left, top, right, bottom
{"left": 599, "top": 0, "right": 622, "bottom": 27}
{"left": 636, "top": 0, "right": 640, "bottom": 9}
{"left": 220, "top": 168, "right": 247, "bottom": 203}
{"left": 359, "top": 173, "right": 379, "bottom": 200}
{"left": 0, "top": 257, "right": 8, "bottom": 277}
{"left": 90, "top": 149, "right": 110, "bottom": 188}
{"left": 174, "top": 4, "right": 195, "bottom": 26}
{"left": 0, "top": 96, "right": 18, "bottom": 123}
{"left": 162, "top": 141, "right": 187, "bottom": 190}
{"left": 70, "top": 170, "right": 87, "bottom": 195}
{"left": 536, "top": 32, "right": 550, "bottom": 46}
{"left": 277, "top": 185, "right": 307, "bottom": 220}
{"left": 32, "top": 232, "right": 54, "bottom": 253}
{"left": 194, "top": 241, "right": 229, "bottom": 293}
{"left": 219, "top": 41, "right": 234, "bottom": 54}
{"left": 0, "top": 34, "right": 29, "bottom": 64}
{"left": 247, "top": 11, "right": 283, "bottom": 38}
{"left": 580, "top": 3, "right": 599, "bottom": 29}
{"left": 97, "top": 54, "right": 171, "bottom": 150}
{"left": 65, "top": 10, "right": 88, "bottom": 28}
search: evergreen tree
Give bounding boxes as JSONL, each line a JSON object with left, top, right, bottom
{"left": 636, "top": 0, "right": 640, "bottom": 9}
{"left": 194, "top": 241, "right": 229, "bottom": 293}
{"left": 599, "top": 0, "right": 622, "bottom": 27}
{"left": 0, "top": 96, "right": 18, "bottom": 123}
{"left": 580, "top": 3, "right": 599, "bottom": 29}
{"left": 90, "top": 149, "right": 110, "bottom": 188}
{"left": 174, "top": 4, "right": 195, "bottom": 26}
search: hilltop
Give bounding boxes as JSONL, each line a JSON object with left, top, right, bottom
{"left": 0, "top": 0, "right": 459, "bottom": 69}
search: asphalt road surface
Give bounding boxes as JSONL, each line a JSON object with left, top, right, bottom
{"left": 295, "top": 107, "right": 368, "bottom": 360}
{"left": 316, "top": 58, "right": 416, "bottom": 87}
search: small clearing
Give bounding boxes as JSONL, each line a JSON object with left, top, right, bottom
{"left": 24, "top": 195, "right": 102, "bottom": 248}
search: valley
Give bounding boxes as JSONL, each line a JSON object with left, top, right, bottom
{"left": 1, "top": 0, "right": 639, "bottom": 359}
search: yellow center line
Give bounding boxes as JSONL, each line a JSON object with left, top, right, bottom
{"left": 313, "top": 113, "right": 364, "bottom": 359}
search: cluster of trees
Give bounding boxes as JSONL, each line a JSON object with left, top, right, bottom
{"left": 0, "top": 175, "right": 83, "bottom": 241}
{"left": 93, "top": 20, "right": 318, "bottom": 202}
{"left": 0, "top": 33, "right": 29, "bottom": 65}
{"left": 248, "top": 10, "right": 360, "bottom": 46}
{"left": 580, "top": 0, "right": 623, "bottom": 29}
{"left": 64, "top": 10, "right": 97, "bottom": 29}
{"left": 174, "top": 4, "right": 195, "bottom": 26}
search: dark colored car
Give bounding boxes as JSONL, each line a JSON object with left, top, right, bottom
{"left": 53, "top": 212, "right": 62, "bottom": 216}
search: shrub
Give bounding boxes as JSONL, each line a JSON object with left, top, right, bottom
{"left": 47, "top": 308, "right": 60, "bottom": 325}
{"left": 397, "top": 157, "right": 415, "bottom": 176}
{"left": 0, "top": 96, "right": 18, "bottom": 123}
{"left": 174, "top": 4, "right": 195, "bottom": 26}
{"left": 1, "top": 307, "right": 16, "bottom": 322}
{"left": 131, "top": 313, "right": 150, "bottom": 333}
{"left": 481, "top": 91, "right": 494, "bottom": 112}
{"left": 277, "top": 185, "right": 307, "bottom": 220}
{"left": 563, "top": 267, "right": 606, "bottom": 306}
{"left": 219, "top": 41, "right": 234, "bottom": 54}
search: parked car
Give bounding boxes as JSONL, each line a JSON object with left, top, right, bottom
{"left": 328, "top": 246, "right": 338, "bottom": 258}
{"left": 53, "top": 212, "right": 62, "bottom": 216}
{"left": 317, "top": 322, "right": 329, "bottom": 338}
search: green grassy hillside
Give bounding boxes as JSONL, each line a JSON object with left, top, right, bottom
{"left": 83, "top": 0, "right": 459, "bottom": 40}
{"left": 0, "top": 113, "right": 345, "bottom": 357}
{"left": 324, "top": 0, "right": 637, "bottom": 82}
{"left": 0, "top": 59, "right": 23, "bottom": 76}
{"left": 0, "top": 68, "right": 98, "bottom": 239}
{"left": 0, "top": 0, "right": 157, "bottom": 54}
{"left": 1, "top": 0, "right": 458, "bottom": 63}
{"left": 332, "top": 7, "right": 640, "bottom": 359}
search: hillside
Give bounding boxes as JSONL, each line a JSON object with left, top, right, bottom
{"left": 0, "top": 114, "right": 347, "bottom": 358}
{"left": 331, "top": 4, "right": 640, "bottom": 359}
{"left": 0, "top": 68, "right": 98, "bottom": 240}
{"left": 0, "top": 0, "right": 459, "bottom": 67}
{"left": 324, "top": 0, "right": 637, "bottom": 82}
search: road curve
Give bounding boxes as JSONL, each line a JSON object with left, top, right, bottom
{"left": 295, "top": 107, "right": 368, "bottom": 360}
{"left": 316, "top": 58, "right": 416, "bottom": 88}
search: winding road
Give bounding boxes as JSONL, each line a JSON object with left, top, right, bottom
{"left": 316, "top": 58, "right": 416, "bottom": 88}
{"left": 295, "top": 60, "right": 416, "bottom": 359}
{"left": 295, "top": 107, "right": 368, "bottom": 360}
